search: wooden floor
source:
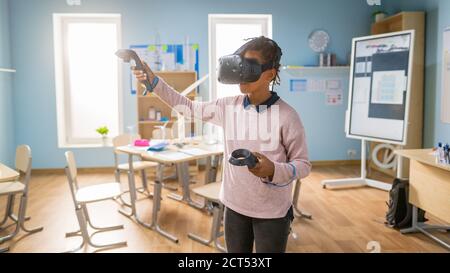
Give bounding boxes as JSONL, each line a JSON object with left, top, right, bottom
{"left": 1, "top": 165, "right": 448, "bottom": 253}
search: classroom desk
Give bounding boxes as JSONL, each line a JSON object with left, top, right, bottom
{"left": 394, "top": 149, "right": 450, "bottom": 250}
{"left": 0, "top": 163, "right": 20, "bottom": 183}
{"left": 0, "top": 163, "right": 20, "bottom": 252}
{"left": 116, "top": 142, "right": 224, "bottom": 243}
{"left": 168, "top": 144, "right": 224, "bottom": 208}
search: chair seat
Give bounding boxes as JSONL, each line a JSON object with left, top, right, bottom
{"left": 0, "top": 181, "right": 25, "bottom": 196}
{"left": 192, "top": 182, "right": 222, "bottom": 203}
{"left": 76, "top": 182, "right": 121, "bottom": 204}
{"left": 117, "top": 161, "right": 158, "bottom": 171}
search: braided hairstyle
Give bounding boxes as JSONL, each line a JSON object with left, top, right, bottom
{"left": 235, "top": 36, "right": 283, "bottom": 90}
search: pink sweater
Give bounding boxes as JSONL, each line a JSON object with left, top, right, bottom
{"left": 154, "top": 78, "right": 311, "bottom": 219}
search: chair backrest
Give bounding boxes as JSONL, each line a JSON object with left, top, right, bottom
{"left": 15, "top": 145, "right": 32, "bottom": 190}
{"left": 65, "top": 151, "right": 80, "bottom": 206}
{"left": 16, "top": 145, "right": 32, "bottom": 174}
{"left": 113, "top": 134, "right": 141, "bottom": 147}
{"left": 65, "top": 151, "right": 78, "bottom": 184}
{"left": 152, "top": 128, "right": 173, "bottom": 139}
{"left": 112, "top": 135, "right": 141, "bottom": 167}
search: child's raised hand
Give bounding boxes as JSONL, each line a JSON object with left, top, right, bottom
{"left": 132, "top": 61, "right": 155, "bottom": 84}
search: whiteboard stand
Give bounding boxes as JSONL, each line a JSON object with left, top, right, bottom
{"left": 321, "top": 139, "right": 393, "bottom": 191}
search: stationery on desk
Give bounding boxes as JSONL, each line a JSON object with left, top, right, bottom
{"left": 156, "top": 151, "right": 192, "bottom": 161}
{"left": 179, "top": 148, "right": 212, "bottom": 156}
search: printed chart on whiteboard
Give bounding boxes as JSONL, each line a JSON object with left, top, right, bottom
{"left": 347, "top": 31, "right": 414, "bottom": 144}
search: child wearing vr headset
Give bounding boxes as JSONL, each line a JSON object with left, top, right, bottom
{"left": 133, "top": 36, "right": 311, "bottom": 253}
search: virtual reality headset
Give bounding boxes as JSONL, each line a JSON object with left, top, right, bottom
{"left": 217, "top": 37, "right": 282, "bottom": 85}
{"left": 217, "top": 55, "right": 276, "bottom": 85}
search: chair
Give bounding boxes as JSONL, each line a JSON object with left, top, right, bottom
{"left": 152, "top": 127, "right": 173, "bottom": 140}
{"left": 112, "top": 134, "right": 159, "bottom": 205}
{"left": 150, "top": 129, "right": 180, "bottom": 190}
{"left": 290, "top": 179, "right": 312, "bottom": 241}
{"left": 293, "top": 179, "right": 312, "bottom": 220}
{"left": 64, "top": 151, "right": 127, "bottom": 252}
{"left": 154, "top": 127, "right": 199, "bottom": 189}
{"left": 187, "top": 181, "right": 226, "bottom": 252}
{"left": 0, "top": 145, "right": 43, "bottom": 252}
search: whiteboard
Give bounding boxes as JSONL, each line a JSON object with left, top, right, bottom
{"left": 442, "top": 27, "right": 450, "bottom": 124}
{"left": 346, "top": 30, "right": 415, "bottom": 145}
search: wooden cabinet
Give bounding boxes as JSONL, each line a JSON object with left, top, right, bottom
{"left": 369, "top": 12, "right": 425, "bottom": 178}
{"left": 137, "top": 71, "right": 197, "bottom": 140}
{"left": 136, "top": 71, "right": 199, "bottom": 180}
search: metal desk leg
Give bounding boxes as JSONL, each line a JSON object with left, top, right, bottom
{"left": 119, "top": 154, "right": 152, "bottom": 228}
{"left": 119, "top": 154, "right": 178, "bottom": 243}
{"left": 166, "top": 163, "right": 185, "bottom": 202}
{"left": 293, "top": 180, "right": 312, "bottom": 220}
{"left": 167, "top": 162, "right": 204, "bottom": 209}
{"left": 0, "top": 192, "right": 44, "bottom": 244}
{"left": 401, "top": 206, "right": 450, "bottom": 250}
{"left": 0, "top": 195, "right": 14, "bottom": 227}
{"left": 205, "top": 155, "right": 221, "bottom": 184}
{"left": 161, "top": 164, "right": 179, "bottom": 191}
{"left": 188, "top": 203, "right": 226, "bottom": 253}
{"left": 0, "top": 195, "right": 36, "bottom": 231}
{"left": 150, "top": 180, "right": 179, "bottom": 243}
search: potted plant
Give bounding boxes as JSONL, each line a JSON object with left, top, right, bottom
{"left": 96, "top": 126, "right": 109, "bottom": 146}
{"left": 373, "top": 10, "right": 387, "bottom": 22}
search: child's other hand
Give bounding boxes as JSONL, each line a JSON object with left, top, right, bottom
{"left": 248, "top": 152, "right": 275, "bottom": 180}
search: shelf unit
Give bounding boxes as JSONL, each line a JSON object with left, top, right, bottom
{"left": 136, "top": 70, "right": 199, "bottom": 180}
{"left": 369, "top": 12, "right": 425, "bottom": 179}
{"left": 137, "top": 71, "right": 197, "bottom": 140}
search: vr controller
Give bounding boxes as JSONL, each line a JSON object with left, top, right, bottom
{"left": 116, "top": 49, "right": 157, "bottom": 96}
{"left": 228, "top": 149, "right": 259, "bottom": 169}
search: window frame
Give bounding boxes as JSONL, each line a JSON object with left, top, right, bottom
{"left": 208, "top": 14, "right": 273, "bottom": 101}
{"left": 53, "top": 13, "right": 123, "bottom": 148}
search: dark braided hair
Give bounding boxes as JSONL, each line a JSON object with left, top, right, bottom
{"left": 235, "top": 36, "right": 283, "bottom": 90}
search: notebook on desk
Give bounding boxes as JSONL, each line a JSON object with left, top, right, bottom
{"left": 156, "top": 151, "right": 192, "bottom": 161}
{"left": 179, "top": 148, "right": 210, "bottom": 156}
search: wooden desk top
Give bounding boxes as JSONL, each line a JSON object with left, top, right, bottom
{"left": 395, "top": 149, "right": 450, "bottom": 172}
{"left": 0, "top": 163, "right": 20, "bottom": 183}
{"left": 117, "top": 143, "right": 224, "bottom": 164}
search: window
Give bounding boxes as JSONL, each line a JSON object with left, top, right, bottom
{"left": 208, "top": 14, "right": 272, "bottom": 141}
{"left": 209, "top": 14, "right": 272, "bottom": 100}
{"left": 53, "top": 14, "right": 122, "bottom": 147}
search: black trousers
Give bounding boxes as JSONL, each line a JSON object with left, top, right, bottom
{"left": 224, "top": 206, "right": 294, "bottom": 253}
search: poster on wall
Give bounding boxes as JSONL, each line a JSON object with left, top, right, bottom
{"left": 442, "top": 27, "right": 450, "bottom": 124}
{"left": 129, "top": 44, "right": 199, "bottom": 95}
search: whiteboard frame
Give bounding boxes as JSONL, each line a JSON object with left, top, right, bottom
{"left": 345, "top": 30, "right": 416, "bottom": 146}
{"left": 0, "top": 68, "right": 16, "bottom": 73}
{"left": 441, "top": 27, "right": 450, "bottom": 124}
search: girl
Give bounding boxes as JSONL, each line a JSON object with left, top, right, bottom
{"left": 133, "top": 36, "right": 311, "bottom": 253}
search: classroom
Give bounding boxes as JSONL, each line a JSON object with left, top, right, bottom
{"left": 0, "top": 0, "right": 449, "bottom": 258}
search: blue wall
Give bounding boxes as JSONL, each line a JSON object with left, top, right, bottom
{"left": 8, "top": 0, "right": 376, "bottom": 168}
{"left": 385, "top": 0, "right": 450, "bottom": 148}
{"left": 278, "top": 68, "right": 357, "bottom": 161}
{"left": 0, "top": 0, "right": 15, "bottom": 166}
